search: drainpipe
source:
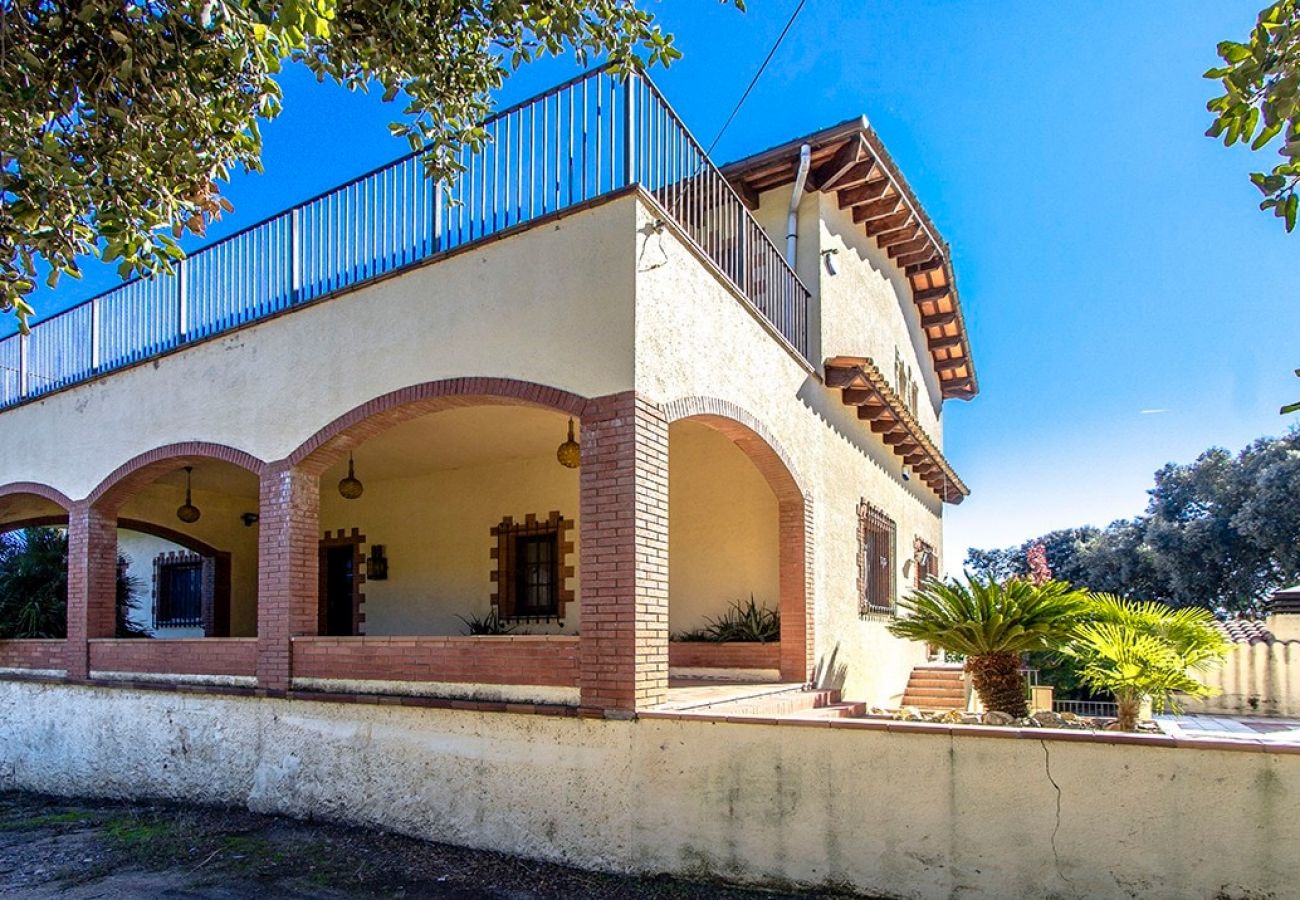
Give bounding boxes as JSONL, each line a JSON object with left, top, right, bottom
{"left": 786, "top": 143, "right": 811, "bottom": 268}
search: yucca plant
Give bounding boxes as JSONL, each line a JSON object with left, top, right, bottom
{"left": 1066, "top": 594, "right": 1229, "bottom": 731}
{"left": 890, "top": 575, "right": 1088, "bottom": 717}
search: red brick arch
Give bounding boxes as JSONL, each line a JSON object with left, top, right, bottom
{"left": 661, "top": 396, "right": 814, "bottom": 684}
{"left": 86, "top": 442, "right": 267, "bottom": 515}
{"left": 0, "top": 482, "right": 74, "bottom": 526}
{"left": 287, "top": 377, "right": 591, "bottom": 475}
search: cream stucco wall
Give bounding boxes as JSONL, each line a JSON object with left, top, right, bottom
{"left": 2, "top": 189, "right": 951, "bottom": 704}
{"left": 668, "top": 420, "right": 780, "bottom": 634}
{"left": 2, "top": 681, "right": 1296, "bottom": 900}
{"left": 635, "top": 200, "right": 938, "bottom": 704}
{"left": 0, "top": 196, "right": 639, "bottom": 501}
{"left": 317, "top": 453, "right": 581, "bottom": 636}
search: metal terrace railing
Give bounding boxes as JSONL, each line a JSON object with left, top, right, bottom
{"left": 0, "top": 68, "right": 812, "bottom": 409}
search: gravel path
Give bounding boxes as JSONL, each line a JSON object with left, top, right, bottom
{"left": 0, "top": 792, "right": 854, "bottom": 898}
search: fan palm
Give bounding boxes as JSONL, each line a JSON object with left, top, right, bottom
{"left": 1067, "top": 594, "right": 1229, "bottom": 731}
{"left": 890, "top": 575, "right": 1088, "bottom": 717}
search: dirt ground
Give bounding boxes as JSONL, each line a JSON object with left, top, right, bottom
{"left": 0, "top": 792, "right": 854, "bottom": 898}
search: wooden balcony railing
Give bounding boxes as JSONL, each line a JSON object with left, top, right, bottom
{"left": 0, "top": 67, "right": 811, "bottom": 409}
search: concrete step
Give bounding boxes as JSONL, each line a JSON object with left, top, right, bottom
{"left": 691, "top": 687, "right": 841, "bottom": 717}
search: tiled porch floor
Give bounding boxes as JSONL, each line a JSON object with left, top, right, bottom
{"left": 656, "top": 679, "right": 804, "bottom": 712}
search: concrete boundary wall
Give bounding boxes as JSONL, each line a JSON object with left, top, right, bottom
{"left": 0, "top": 680, "right": 1294, "bottom": 899}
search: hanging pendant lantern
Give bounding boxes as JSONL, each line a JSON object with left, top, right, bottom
{"left": 556, "top": 418, "right": 581, "bottom": 469}
{"left": 338, "top": 452, "right": 365, "bottom": 500}
{"left": 176, "top": 466, "right": 202, "bottom": 524}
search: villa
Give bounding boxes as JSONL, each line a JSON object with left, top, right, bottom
{"left": 0, "top": 68, "right": 974, "bottom": 712}
{"left": 0, "top": 69, "right": 1290, "bottom": 900}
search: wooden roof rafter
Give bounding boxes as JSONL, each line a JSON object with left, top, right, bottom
{"left": 824, "top": 355, "right": 969, "bottom": 504}
{"left": 720, "top": 118, "right": 979, "bottom": 400}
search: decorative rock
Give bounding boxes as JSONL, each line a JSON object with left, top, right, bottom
{"left": 1032, "top": 711, "right": 1065, "bottom": 728}
{"left": 900, "top": 706, "right": 924, "bottom": 721}
{"left": 982, "top": 711, "right": 1015, "bottom": 726}
{"left": 1059, "top": 711, "right": 1079, "bottom": 724}
{"left": 960, "top": 714, "right": 982, "bottom": 725}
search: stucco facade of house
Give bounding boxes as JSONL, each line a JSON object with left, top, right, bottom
{"left": 0, "top": 70, "right": 974, "bottom": 710}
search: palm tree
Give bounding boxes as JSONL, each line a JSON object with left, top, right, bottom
{"left": 0, "top": 527, "right": 148, "bottom": 639}
{"left": 1067, "top": 594, "right": 1229, "bottom": 731}
{"left": 890, "top": 575, "right": 1088, "bottom": 718}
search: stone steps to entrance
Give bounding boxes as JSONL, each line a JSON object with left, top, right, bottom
{"left": 901, "top": 665, "right": 966, "bottom": 711}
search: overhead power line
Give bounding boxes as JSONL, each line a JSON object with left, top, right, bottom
{"left": 705, "top": 0, "right": 809, "bottom": 156}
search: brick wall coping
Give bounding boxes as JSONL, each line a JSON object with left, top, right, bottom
{"left": 0, "top": 638, "right": 67, "bottom": 644}
{"left": 291, "top": 635, "right": 578, "bottom": 643}
{"left": 87, "top": 637, "right": 259, "bottom": 643}
{"left": 636, "top": 709, "right": 1300, "bottom": 755}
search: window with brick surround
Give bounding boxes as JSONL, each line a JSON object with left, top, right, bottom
{"left": 491, "top": 512, "right": 574, "bottom": 623}
{"left": 857, "top": 502, "right": 896, "bottom": 616}
{"left": 154, "top": 554, "right": 204, "bottom": 628}
{"left": 913, "top": 538, "right": 939, "bottom": 588}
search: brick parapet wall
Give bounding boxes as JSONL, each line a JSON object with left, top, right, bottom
{"left": 668, "top": 641, "right": 781, "bottom": 670}
{"left": 89, "top": 638, "right": 258, "bottom": 677}
{"left": 291, "top": 636, "right": 580, "bottom": 686}
{"left": 579, "top": 392, "right": 670, "bottom": 713}
{"left": 0, "top": 640, "right": 67, "bottom": 672}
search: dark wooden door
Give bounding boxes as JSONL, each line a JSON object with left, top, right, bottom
{"left": 321, "top": 544, "right": 356, "bottom": 636}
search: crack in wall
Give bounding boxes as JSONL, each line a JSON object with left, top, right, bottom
{"left": 1040, "top": 739, "right": 1072, "bottom": 886}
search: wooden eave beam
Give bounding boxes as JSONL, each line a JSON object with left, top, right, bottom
{"left": 863, "top": 210, "right": 914, "bottom": 234}
{"left": 844, "top": 193, "right": 899, "bottom": 220}
{"left": 873, "top": 224, "right": 920, "bottom": 246}
{"left": 935, "top": 357, "right": 969, "bottom": 373}
{"left": 913, "top": 286, "right": 951, "bottom": 303}
{"left": 733, "top": 179, "right": 760, "bottom": 211}
{"left": 906, "top": 257, "right": 945, "bottom": 276}
{"left": 927, "top": 335, "right": 965, "bottom": 351}
{"left": 922, "top": 311, "right": 959, "bottom": 328}
{"left": 840, "top": 180, "right": 892, "bottom": 210}
{"left": 810, "top": 139, "right": 867, "bottom": 191}
{"left": 888, "top": 236, "right": 933, "bottom": 259}
{"left": 840, "top": 387, "right": 878, "bottom": 406}
{"left": 897, "top": 248, "right": 941, "bottom": 268}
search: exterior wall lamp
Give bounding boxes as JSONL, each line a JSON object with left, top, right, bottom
{"left": 367, "top": 544, "right": 388, "bottom": 580}
{"left": 176, "top": 466, "right": 201, "bottom": 524}
{"left": 338, "top": 452, "right": 365, "bottom": 500}
{"left": 556, "top": 418, "right": 581, "bottom": 469}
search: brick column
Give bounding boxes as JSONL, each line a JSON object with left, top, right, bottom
{"left": 256, "top": 464, "right": 320, "bottom": 693}
{"left": 578, "top": 392, "right": 669, "bottom": 715}
{"left": 65, "top": 502, "right": 118, "bottom": 680}
{"left": 778, "top": 495, "right": 815, "bottom": 683}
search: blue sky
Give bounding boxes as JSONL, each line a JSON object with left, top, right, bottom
{"left": 18, "top": 1, "right": 1297, "bottom": 570}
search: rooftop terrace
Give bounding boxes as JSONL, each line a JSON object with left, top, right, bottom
{"left": 0, "top": 67, "right": 813, "bottom": 409}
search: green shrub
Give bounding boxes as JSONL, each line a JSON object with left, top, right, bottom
{"left": 672, "top": 596, "right": 780, "bottom": 643}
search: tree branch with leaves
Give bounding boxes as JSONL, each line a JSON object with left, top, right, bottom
{"left": 0, "top": 0, "right": 740, "bottom": 331}
{"left": 1206, "top": 0, "right": 1300, "bottom": 231}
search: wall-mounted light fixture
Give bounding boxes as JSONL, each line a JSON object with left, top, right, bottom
{"left": 822, "top": 248, "right": 839, "bottom": 276}
{"left": 338, "top": 452, "right": 364, "bottom": 500}
{"left": 176, "top": 466, "right": 201, "bottom": 524}
{"left": 556, "top": 418, "right": 581, "bottom": 469}
{"left": 367, "top": 544, "right": 389, "bottom": 581}
{"left": 240, "top": 512, "right": 260, "bottom": 527}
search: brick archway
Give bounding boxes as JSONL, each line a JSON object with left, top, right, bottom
{"left": 0, "top": 481, "right": 74, "bottom": 511}
{"left": 0, "top": 482, "right": 74, "bottom": 532}
{"left": 287, "top": 377, "right": 591, "bottom": 475}
{"left": 662, "top": 396, "right": 814, "bottom": 683}
{"left": 87, "top": 442, "right": 267, "bottom": 516}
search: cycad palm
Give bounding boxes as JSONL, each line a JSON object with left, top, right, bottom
{"left": 1068, "top": 594, "right": 1229, "bottom": 730}
{"left": 890, "top": 575, "right": 1088, "bottom": 717}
